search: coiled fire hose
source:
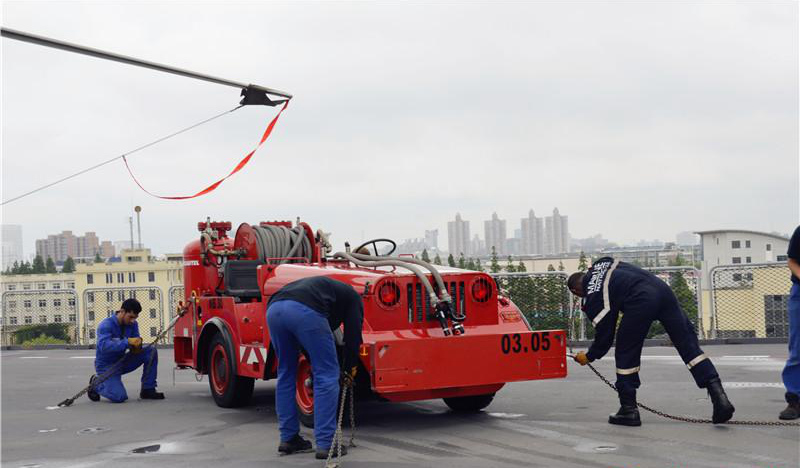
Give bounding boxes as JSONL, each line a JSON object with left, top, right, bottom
{"left": 566, "top": 350, "right": 800, "bottom": 427}
{"left": 55, "top": 302, "right": 189, "bottom": 408}
{"left": 251, "top": 224, "right": 312, "bottom": 264}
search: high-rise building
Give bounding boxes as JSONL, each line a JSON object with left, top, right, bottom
{"left": 484, "top": 212, "right": 508, "bottom": 255}
{"left": 424, "top": 229, "right": 439, "bottom": 250}
{"left": 470, "top": 234, "right": 484, "bottom": 257}
{"left": 100, "top": 241, "right": 116, "bottom": 259}
{"left": 35, "top": 231, "right": 108, "bottom": 263}
{"left": 1, "top": 225, "right": 24, "bottom": 270}
{"left": 544, "top": 208, "right": 570, "bottom": 254}
{"left": 520, "top": 210, "right": 544, "bottom": 255}
{"left": 447, "top": 213, "right": 470, "bottom": 256}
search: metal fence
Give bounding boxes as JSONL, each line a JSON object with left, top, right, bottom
{"left": 1, "top": 290, "right": 79, "bottom": 345}
{"left": 81, "top": 287, "right": 167, "bottom": 344}
{"left": 492, "top": 266, "right": 703, "bottom": 341}
{"left": 710, "top": 263, "right": 792, "bottom": 339}
{"left": 491, "top": 272, "right": 585, "bottom": 340}
{"left": 167, "top": 286, "right": 185, "bottom": 342}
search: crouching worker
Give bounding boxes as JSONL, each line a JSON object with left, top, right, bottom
{"left": 87, "top": 298, "right": 164, "bottom": 403}
{"left": 267, "top": 276, "right": 364, "bottom": 459}
{"left": 568, "top": 258, "right": 734, "bottom": 426}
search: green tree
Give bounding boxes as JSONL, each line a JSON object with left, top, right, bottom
{"left": 447, "top": 253, "right": 456, "bottom": 267}
{"left": 506, "top": 255, "right": 516, "bottom": 273}
{"left": 433, "top": 254, "right": 442, "bottom": 265}
{"left": 475, "top": 258, "right": 483, "bottom": 271}
{"left": 547, "top": 264, "right": 555, "bottom": 272}
{"left": 578, "top": 251, "right": 588, "bottom": 271}
{"left": 19, "top": 261, "right": 32, "bottom": 274}
{"left": 11, "top": 261, "right": 20, "bottom": 274}
{"left": 517, "top": 260, "right": 526, "bottom": 272}
{"left": 421, "top": 249, "right": 431, "bottom": 262}
{"left": 558, "top": 260, "right": 565, "bottom": 272}
{"left": 45, "top": 257, "right": 57, "bottom": 273}
{"left": 94, "top": 253, "right": 103, "bottom": 263}
{"left": 466, "top": 257, "right": 476, "bottom": 270}
{"left": 62, "top": 256, "right": 76, "bottom": 273}
{"left": 489, "top": 246, "right": 501, "bottom": 273}
{"left": 458, "top": 253, "right": 466, "bottom": 269}
{"left": 32, "top": 255, "right": 46, "bottom": 274}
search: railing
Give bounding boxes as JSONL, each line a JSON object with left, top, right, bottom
{"left": 710, "top": 263, "right": 791, "bottom": 339}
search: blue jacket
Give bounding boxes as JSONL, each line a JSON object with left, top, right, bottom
{"left": 95, "top": 316, "right": 140, "bottom": 369}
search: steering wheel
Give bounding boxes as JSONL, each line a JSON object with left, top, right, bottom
{"left": 353, "top": 238, "right": 397, "bottom": 257}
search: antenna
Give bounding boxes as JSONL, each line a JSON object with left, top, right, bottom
{"left": 129, "top": 216, "right": 134, "bottom": 252}
{"left": 135, "top": 206, "right": 142, "bottom": 249}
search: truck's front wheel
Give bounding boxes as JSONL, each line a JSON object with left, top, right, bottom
{"left": 208, "top": 333, "right": 254, "bottom": 407}
{"left": 443, "top": 393, "right": 495, "bottom": 412}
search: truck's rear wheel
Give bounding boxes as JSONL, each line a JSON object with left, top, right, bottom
{"left": 296, "top": 354, "right": 315, "bottom": 427}
{"left": 208, "top": 333, "right": 254, "bottom": 407}
{"left": 443, "top": 393, "right": 495, "bottom": 412}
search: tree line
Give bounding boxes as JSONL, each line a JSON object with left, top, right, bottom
{"left": 2, "top": 254, "right": 83, "bottom": 275}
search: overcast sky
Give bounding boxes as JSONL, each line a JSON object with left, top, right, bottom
{"left": 2, "top": 1, "right": 798, "bottom": 257}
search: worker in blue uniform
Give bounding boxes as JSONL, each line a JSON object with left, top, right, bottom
{"left": 568, "top": 258, "right": 734, "bottom": 425}
{"left": 87, "top": 298, "right": 164, "bottom": 403}
{"left": 780, "top": 225, "right": 800, "bottom": 419}
{"left": 266, "top": 276, "right": 363, "bottom": 459}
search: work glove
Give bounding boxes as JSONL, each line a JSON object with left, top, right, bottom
{"left": 574, "top": 351, "right": 590, "bottom": 366}
{"left": 127, "top": 337, "right": 143, "bottom": 350}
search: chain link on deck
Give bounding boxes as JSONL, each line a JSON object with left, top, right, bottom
{"left": 325, "top": 379, "right": 356, "bottom": 468}
{"left": 569, "top": 351, "right": 800, "bottom": 427}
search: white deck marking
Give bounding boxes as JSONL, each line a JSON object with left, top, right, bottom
{"left": 723, "top": 382, "right": 783, "bottom": 389}
{"left": 69, "top": 356, "right": 95, "bottom": 359}
{"left": 20, "top": 356, "right": 48, "bottom": 359}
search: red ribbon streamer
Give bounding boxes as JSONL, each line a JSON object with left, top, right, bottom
{"left": 123, "top": 100, "right": 289, "bottom": 200}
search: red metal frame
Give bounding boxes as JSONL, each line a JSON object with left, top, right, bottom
{"left": 174, "top": 219, "right": 567, "bottom": 410}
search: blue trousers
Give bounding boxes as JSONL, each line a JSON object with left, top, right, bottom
{"left": 95, "top": 347, "right": 158, "bottom": 403}
{"left": 267, "top": 300, "right": 340, "bottom": 448}
{"left": 783, "top": 284, "right": 800, "bottom": 395}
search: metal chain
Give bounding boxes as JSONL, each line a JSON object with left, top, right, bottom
{"left": 575, "top": 351, "right": 800, "bottom": 427}
{"left": 325, "top": 380, "right": 354, "bottom": 468}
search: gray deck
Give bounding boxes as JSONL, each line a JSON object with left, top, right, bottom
{"left": 2, "top": 344, "right": 798, "bottom": 467}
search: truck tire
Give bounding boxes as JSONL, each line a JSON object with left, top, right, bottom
{"left": 295, "top": 351, "right": 354, "bottom": 428}
{"left": 296, "top": 354, "right": 315, "bottom": 427}
{"left": 443, "top": 393, "right": 495, "bottom": 412}
{"left": 208, "top": 333, "right": 254, "bottom": 408}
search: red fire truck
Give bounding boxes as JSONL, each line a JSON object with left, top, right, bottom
{"left": 174, "top": 219, "right": 567, "bottom": 424}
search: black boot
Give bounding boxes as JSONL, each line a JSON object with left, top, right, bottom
{"left": 87, "top": 375, "right": 100, "bottom": 402}
{"left": 608, "top": 392, "right": 641, "bottom": 426}
{"left": 278, "top": 434, "right": 313, "bottom": 455}
{"left": 779, "top": 392, "right": 800, "bottom": 420}
{"left": 707, "top": 378, "right": 735, "bottom": 424}
{"left": 140, "top": 388, "right": 165, "bottom": 400}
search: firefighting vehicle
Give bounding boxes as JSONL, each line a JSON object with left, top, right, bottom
{"left": 174, "top": 219, "right": 567, "bottom": 424}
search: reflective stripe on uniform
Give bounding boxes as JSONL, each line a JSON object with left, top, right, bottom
{"left": 592, "top": 260, "right": 620, "bottom": 326}
{"left": 686, "top": 353, "right": 708, "bottom": 370}
{"left": 616, "top": 366, "right": 640, "bottom": 375}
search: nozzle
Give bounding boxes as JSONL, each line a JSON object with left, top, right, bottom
{"left": 451, "top": 323, "right": 465, "bottom": 335}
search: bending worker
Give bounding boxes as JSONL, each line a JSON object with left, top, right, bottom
{"left": 568, "top": 257, "right": 734, "bottom": 426}
{"left": 266, "top": 276, "right": 364, "bottom": 459}
{"left": 88, "top": 298, "right": 165, "bottom": 403}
